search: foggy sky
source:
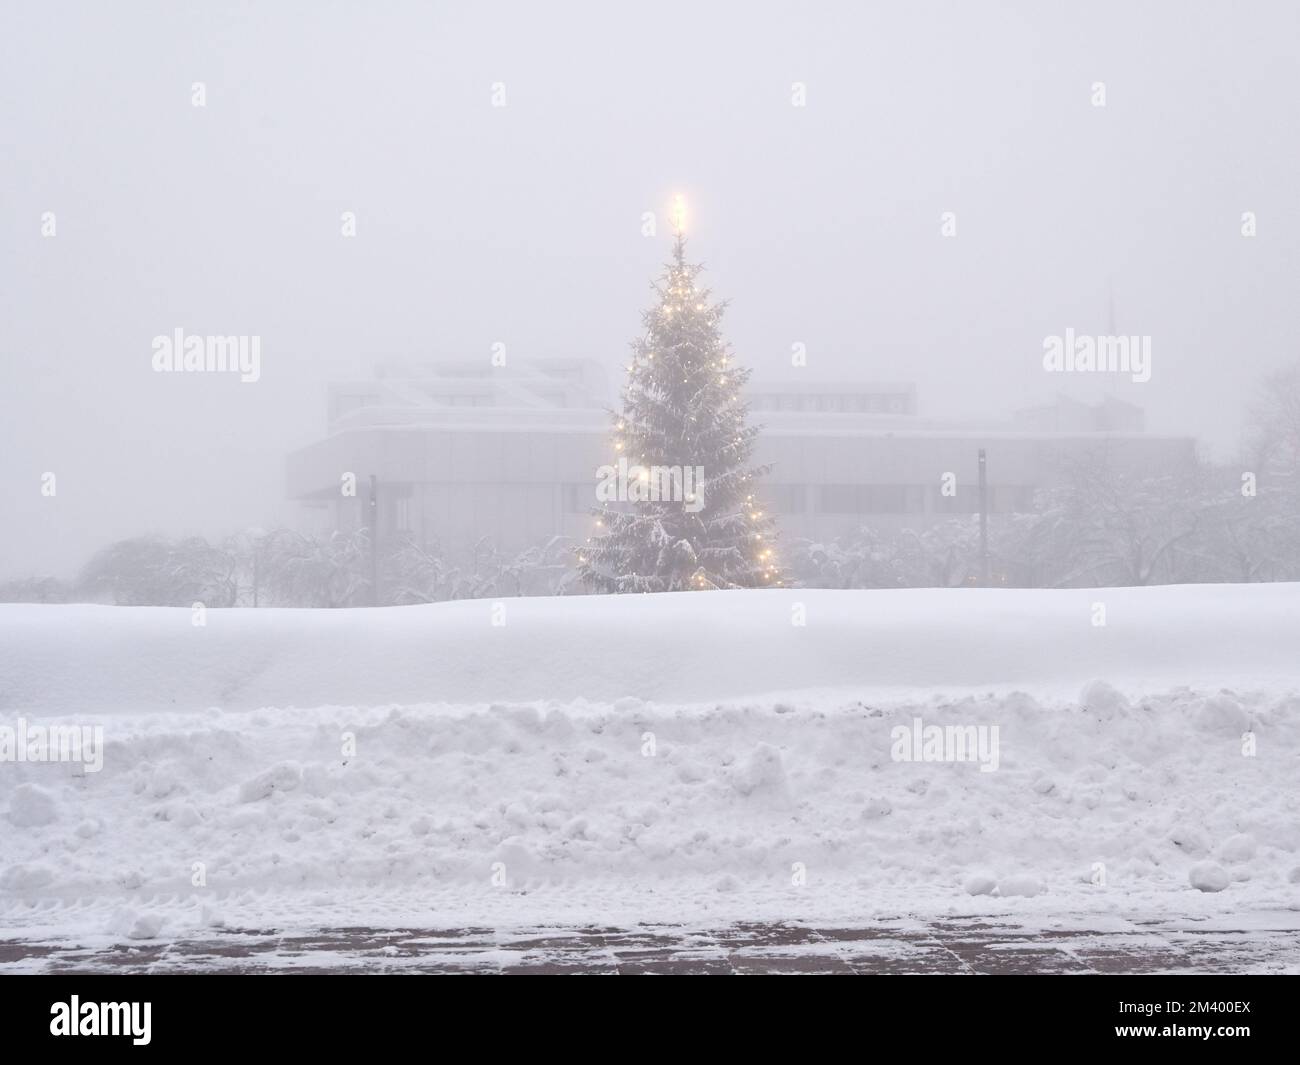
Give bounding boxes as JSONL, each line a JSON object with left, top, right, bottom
{"left": 3, "top": 0, "right": 1299, "bottom": 578}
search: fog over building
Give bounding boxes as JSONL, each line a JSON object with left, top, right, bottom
{"left": 287, "top": 360, "right": 1194, "bottom": 552}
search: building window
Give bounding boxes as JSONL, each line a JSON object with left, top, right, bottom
{"left": 934, "top": 485, "right": 981, "bottom": 514}
{"left": 386, "top": 486, "right": 414, "bottom": 534}
{"left": 817, "top": 484, "right": 920, "bottom": 514}
{"left": 762, "top": 485, "right": 808, "bottom": 514}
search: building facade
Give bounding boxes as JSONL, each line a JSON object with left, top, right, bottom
{"left": 285, "top": 360, "right": 1196, "bottom": 553}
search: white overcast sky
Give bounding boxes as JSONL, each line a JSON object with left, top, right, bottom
{"left": 2, "top": 0, "right": 1298, "bottom": 577}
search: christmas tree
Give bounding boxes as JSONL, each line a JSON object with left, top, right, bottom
{"left": 578, "top": 207, "right": 784, "bottom": 592}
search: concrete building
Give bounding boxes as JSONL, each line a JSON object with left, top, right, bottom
{"left": 285, "top": 360, "right": 1196, "bottom": 552}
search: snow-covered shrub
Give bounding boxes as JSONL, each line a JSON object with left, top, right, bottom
{"left": 78, "top": 535, "right": 239, "bottom": 606}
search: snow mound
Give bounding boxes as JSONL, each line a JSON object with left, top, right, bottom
{"left": 4, "top": 583, "right": 1300, "bottom": 713}
{"left": 861, "top": 797, "right": 892, "bottom": 819}
{"left": 0, "top": 680, "right": 1292, "bottom": 930}
{"left": 998, "top": 875, "right": 1047, "bottom": 898}
{"left": 6, "top": 784, "right": 58, "bottom": 827}
{"left": 0, "top": 863, "right": 55, "bottom": 892}
{"left": 730, "top": 742, "right": 788, "bottom": 798}
{"left": 237, "top": 762, "right": 303, "bottom": 803}
{"left": 1218, "top": 833, "right": 1257, "bottom": 863}
{"left": 111, "top": 909, "right": 165, "bottom": 940}
{"left": 1189, "top": 862, "right": 1231, "bottom": 893}
{"left": 1197, "top": 694, "right": 1251, "bottom": 735}
{"left": 1, "top": 584, "right": 1298, "bottom": 931}
{"left": 1168, "top": 825, "right": 1212, "bottom": 857}
{"left": 1079, "top": 679, "right": 1130, "bottom": 718}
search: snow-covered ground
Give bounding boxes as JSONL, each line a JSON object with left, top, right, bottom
{"left": 2, "top": 585, "right": 1299, "bottom": 945}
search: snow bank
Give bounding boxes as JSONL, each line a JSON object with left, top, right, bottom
{"left": 2, "top": 684, "right": 1298, "bottom": 934}
{"left": 3, "top": 583, "right": 1299, "bottom": 715}
{"left": 1, "top": 584, "right": 1298, "bottom": 935}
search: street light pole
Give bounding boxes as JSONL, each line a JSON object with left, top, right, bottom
{"left": 368, "top": 474, "right": 379, "bottom": 607}
{"left": 978, "top": 448, "right": 990, "bottom": 587}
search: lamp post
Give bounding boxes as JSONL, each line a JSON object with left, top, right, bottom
{"left": 368, "top": 474, "right": 379, "bottom": 606}
{"left": 978, "top": 448, "right": 990, "bottom": 587}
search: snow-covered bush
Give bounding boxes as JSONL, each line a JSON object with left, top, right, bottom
{"left": 78, "top": 535, "right": 239, "bottom": 606}
{"left": 387, "top": 534, "right": 579, "bottom": 604}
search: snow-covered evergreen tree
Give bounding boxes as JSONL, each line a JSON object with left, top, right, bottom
{"left": 578, "top": 231, "right": 784, "bottom": 592}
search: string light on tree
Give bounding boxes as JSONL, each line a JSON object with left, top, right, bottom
{"left": 577, "top": 196, "right": 786, "bottom": 592}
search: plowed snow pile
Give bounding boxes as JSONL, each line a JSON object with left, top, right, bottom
{"left": 1, "top": 586, "right": 1298, "bottom": 936}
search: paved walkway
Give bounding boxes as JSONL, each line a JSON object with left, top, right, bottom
{"left": 4, "top": 919, "right": 1299, "bottom": 974}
